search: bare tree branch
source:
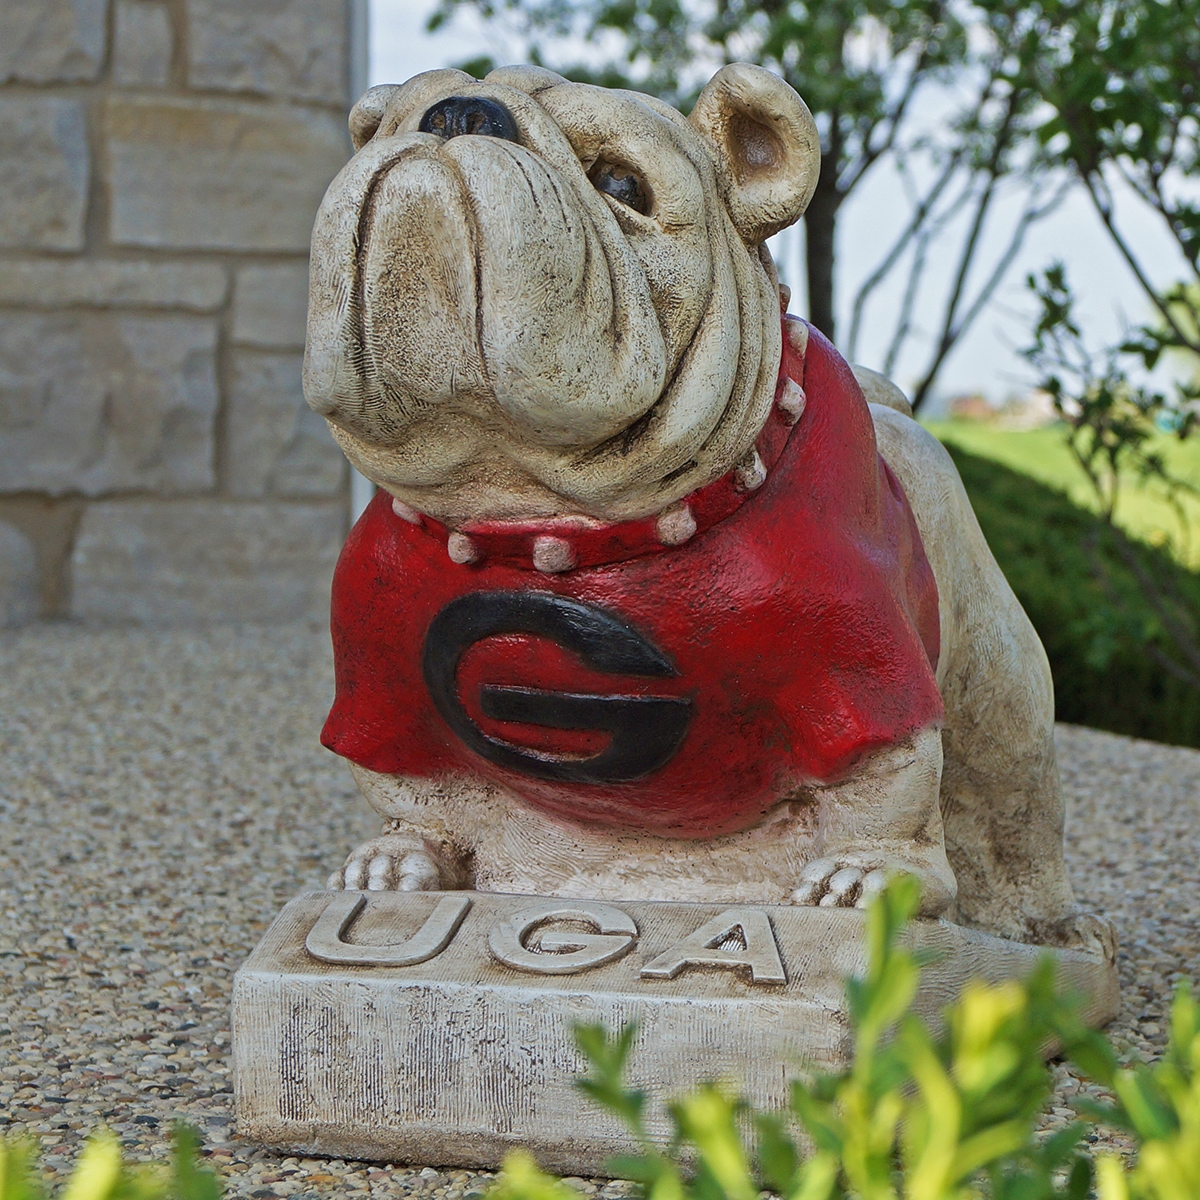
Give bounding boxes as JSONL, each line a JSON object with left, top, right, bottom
{"left": 907, "top": 177, "right": 1071, "bottom": 408}
{"left": 1148, "top": 174, "right": 1200, "bottom": 286}
{"left": 846, "top": 148, "right": 965, "bottom": 360}
{"left": 839, "top": 44, "right": 931, "bottom": 195}
{"left": 878, "top": 170, "right": 982, "bottom": 376}
{"left": 1081, "top": 170, "right": 1200, "bottom": 353}
{"left": 1109, "top": 158, "right": 1200, "bottom": 287}
{"left": 906, "top": 94, "right": 1020, "bottom": 410}
{"left": 883, "top": 218, "right": 939, "bottom": 377}
{"left": 1145, "top": 643, "right": 1200, "bottom": 691}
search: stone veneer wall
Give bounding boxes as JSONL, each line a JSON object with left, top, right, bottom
{"left": 0, "top": 0, "right": 365, "bottom": 625}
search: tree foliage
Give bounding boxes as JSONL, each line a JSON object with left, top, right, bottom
{"left": 994, "top": 0, "right": 1200, "bottom": 703}
{"left": 428, "top": 0, "right": 1067, "bottom": 403}
{"left": 1016, "top": 0, "right": 1200, "bottom": 692}
{"left": 1021, "top": 263, "right": 1200, "bottom": 697}
{"left": 943, "top": 443, "right": 1200, "bottom": 747}
{"left": 1030, "top": 0, "right": 1200, "bottom": 361}
{"left": 426, "top": 0, "right": 1200, "bottom": 418}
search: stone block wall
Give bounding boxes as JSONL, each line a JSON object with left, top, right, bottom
{"left": 0, "top": 0, "right": 365, "bottom": 625}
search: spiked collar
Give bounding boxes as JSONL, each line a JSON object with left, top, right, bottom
{"left": 390, "top": 318, "right": 809, "bottom": 574}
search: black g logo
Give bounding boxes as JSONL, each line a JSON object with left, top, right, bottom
{"left": 421, "top": 592, "right": 693, "bottom": 784}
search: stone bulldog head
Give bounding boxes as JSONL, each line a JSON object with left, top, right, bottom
{"left": 303, "top": 63, "right": 819, "bottom": 525}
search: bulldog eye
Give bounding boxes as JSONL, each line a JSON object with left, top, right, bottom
{"left": 590, "top": 161, "right": 650, "bottom": 215}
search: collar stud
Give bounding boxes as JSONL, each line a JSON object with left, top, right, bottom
{"left": 656, "top": 503, "right": 697, "bottom": 546}
{"left": 532, "top": 536, "right": 577, "bottom": 573}
{"left": 778, "top": 378, "right": 806, "bottom": 424}
{"left": 734, "top": 450, "right": 767, "bottom": 492}
{"left": 447, "top": 532, "right": 480, "bottom": 564}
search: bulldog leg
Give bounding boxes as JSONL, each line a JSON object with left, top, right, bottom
{"left": 327, "top": 771, "right": 479, "bottom": 892}
{"left": 872, "top": 406, "right": 1113, "bottom": 954}
{"left": 792, "top": 726, "right": 957, "bottom": 915}
{"left": 934, "top": 552, "right": 1112, "bottom": 952}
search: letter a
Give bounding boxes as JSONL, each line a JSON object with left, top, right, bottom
{"left": 640, "top": 908, "right": 786, "bottom": 985}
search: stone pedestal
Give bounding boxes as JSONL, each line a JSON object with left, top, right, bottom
{"left": 232, "top": 890, "right": 1118, "bottom": 1175}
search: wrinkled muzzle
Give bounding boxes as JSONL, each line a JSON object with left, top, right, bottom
{"left": 304, "top": 131, "right": 669, "bottom": 454}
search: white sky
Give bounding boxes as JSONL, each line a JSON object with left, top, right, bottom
{"left": 370, "top": 0, "right": 1186, "bottom": 409}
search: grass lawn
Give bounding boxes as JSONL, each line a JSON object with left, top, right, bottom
{"left": 924, "top": 420, "right": 1200, "bottom": 569}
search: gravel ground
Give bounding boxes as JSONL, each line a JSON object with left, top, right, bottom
{"left": 1, "top": 622, "right": 1197, "bottom": 1194}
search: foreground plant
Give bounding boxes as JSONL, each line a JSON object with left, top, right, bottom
{"left": 1091, "top": 989, "right": 1200, "bottom": 1200}
{"left": 0, "top": 1124, "right": 219, "bottom": 1200}
{"left": 490, "top": 876, "right": 1200, "bottom": 1200}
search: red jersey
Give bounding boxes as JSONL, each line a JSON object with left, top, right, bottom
{"left": 322, "top": 321, "right": 943, "bottom": 838}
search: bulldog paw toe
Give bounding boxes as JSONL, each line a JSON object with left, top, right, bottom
{"left": 394, "top": 851, "right": 442, "bottom": 892}
{"left": 792, "top": 857, "right": 870, "bottom": 907}
{"left": 794, "top": 852, "right": 956, "bottom": 915}
{"left": 793, "top": 859, "right": 899, "bottom": 908}
{"left": 854, "top": 867, "right": 890, "bottom": 908}
{"left": 790, "top": 857, "right": 835, "bottom": 905}
{"left": 329, "top": 838, "right": 444, "bottom": 892}
{"left": 332, "top": 853, "right": 368, "bottom": 891}
{"left": 818, "top": 866, "right": 865, "bottom": 906}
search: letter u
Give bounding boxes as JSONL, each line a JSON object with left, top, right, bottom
{"left": 305, "top": 892, "right": 471, "bottom": 967}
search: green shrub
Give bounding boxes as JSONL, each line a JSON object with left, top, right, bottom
{"left": 0, "top": 1125, "right": 219, "bottom": 1200}
{"left": 490, "top": 878, "right": 1200, "bottom": 1200}
{"left": 944, "top": 443, "right": 1200, "bottom": 748}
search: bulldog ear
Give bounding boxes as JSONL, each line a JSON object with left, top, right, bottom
{"left": 349, "top": 85, "right": 401, "bottom": 150}
{"left": 689, "top": 64, "right": 821, "bottom": 244}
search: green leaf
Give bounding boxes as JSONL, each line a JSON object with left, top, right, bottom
{"left": 1112, "top": 1068, "right": 1178, "bottom": 1141}
{"left": 167, "top": 1126, "right": 220, "bottom": 1200}
{"left": 789, "top": 1082, "right": 844, "bottom": 1155}
{"left": 1167, "top": 983, "right": 1199, "bottom": 1069}
{"left": 488, "top": 1152, "right": 590, "bottom": 1200}
{"left": 948, "top": 1119, "right": 1030, "bottom": 1181}
{"left": 1066, "top": 1154, "right": 1093, "bottom": 1200}
{"left": 0, "top": 1139, "right": 44, "bottom": 1200}
{"left": 785, "top": 1153, "right": 839, "bottom": 1200}
{"left": 670, "top": 1088, "right": 757, "bottom": 1200}
{"left": 572, "top": 1023, "right": 647, "bottom": 1133}
{"left": 60, "top": 1135, "right": 124, "bottom": 1200}
{"left": 1062, "top": 1029, "right": 1120, "bottom": 1089}
{"left": 753, "top": 1114, "right": 799, "bottom": 1195}
{"left": 1038, "top": 1122, "right": 1089, "bottom": 1170}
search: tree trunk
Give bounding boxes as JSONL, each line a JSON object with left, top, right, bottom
{"left": 804, "top": 156, "right": 841, "bottom": 343}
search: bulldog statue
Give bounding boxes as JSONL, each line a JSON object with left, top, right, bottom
{"left": 303, "top": 63, "right": 1107, "bottom": 953}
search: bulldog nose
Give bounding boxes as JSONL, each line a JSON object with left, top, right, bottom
{"left": 419, "top": 96, "right": 519, "bottom": 142}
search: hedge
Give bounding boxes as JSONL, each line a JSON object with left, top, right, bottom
{"left": 945, "top": 443, "right": 1200, "bottom": 748}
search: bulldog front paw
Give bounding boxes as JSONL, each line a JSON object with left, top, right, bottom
{"left": 791, "top": 857, "right": 890, "bottom": 908}
{"left": 791, "top": 852, "right": 955, "bottom": 914}
{"left": 1032, "top": 910, "right": 1118, "bottom": 962}
{"left": 327, "top": 836, "right": 443, "bottom": 892}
